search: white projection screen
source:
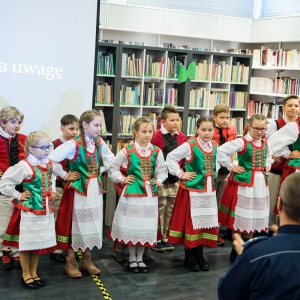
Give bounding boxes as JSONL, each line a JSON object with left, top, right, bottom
{"left": 0, "top": 0, "right": 99, "bottom": 138}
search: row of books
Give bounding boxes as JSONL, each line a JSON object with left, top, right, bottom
{"left": 211, "top": 61, "right": 230, "bottom": 82}
{"left": 231, "top": 63, "right": 249, "bottom": 83}
{"left": 120, "top": 84, "right": 141, "bottom": 106}
{"left": 274, "top": 77, "right": 300, "bottom": 95}
{"left": 229, "top": 117, "right": 244, "bottom": 136}
{"left": 97, "top": 52, "right": 114, "bottom": 75}
{"left": 121, "top": 53, "right": 143, "bottom": 77}
{"left": 252, "top": 47, "right": 300, "bottom": 67}
{"left": 250, "top": 77, "right": 274, "bottom": 93}
{"left": 144, "top": 54, "right": 164, "bottom": 78}
{"left": 96, "top": 83, "right": 113, "bottom": 105}
{"left": 248, "top": 100, "right": 283, "bottom": 119}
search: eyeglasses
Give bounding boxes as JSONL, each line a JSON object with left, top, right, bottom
{"left": 31, "top": 145, "right": 53, "bottom": 151}
{"left": 250, "top": 125, "right": 267, "bottom": 133}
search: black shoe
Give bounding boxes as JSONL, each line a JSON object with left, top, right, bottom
{"left": 184, "top": 248, "right": 200, "bottom": 272}
{"left": 127, "top": 261, "right": 139, "bottom": 273}
{"left": 113, "top": 251, "right": 126, "bottom": 263}
{"left": 229, "top": 246, "right": 238, "bottom": 263}
{"left": 137, "top": 261, "right": 148, "bottom": 273}
{"left": 50, "top": 252, "right": 66, "bottom": 263}
{"left": 21, "top": 277, "right": 38, "bottom": 289}
{"left": 33, "top": 276, "right": 46, "bottom": 287}
{"left": 193, "top": 246, "right": 209, "bottom": 271}
{"left": 151, "top": 242, "right": 165, "bottom": 252}
{"left": 161, "top": 241, "right": 174, "bottom": 251}
{"left": 0, "top": 251, "right": 13, "bottom": 271}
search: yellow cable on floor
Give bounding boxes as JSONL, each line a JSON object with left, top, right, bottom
{"left": 77, "top": 250, "right": 112, "bottom": 300}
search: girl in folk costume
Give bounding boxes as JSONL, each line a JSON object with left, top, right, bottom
{"left": 0, "top": 106, "right": 26, "bottom": 271}
{"left": 269, "top": 119, "right": 300, "bottom": 183}
{"left": 266, "top": 95, "right": 300, "bottom": 228}
{"left": 218, "top": 114, "right": 273, "bottom": 262}
{"left": 0, "top": 132, "right": 79, "bottom": 288}
{"left": 166, "top": 116, "right": 219, "bottom": 272}
{"left": 109, "top": 117, "right": 168, "bottom": 273}
{"left": 48, "top": 110, "right": 114, "bottom": 278}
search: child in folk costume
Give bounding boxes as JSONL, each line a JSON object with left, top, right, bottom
{"left": 110, "top": 117, "right": 168, "bottom": 273}
{"left": 266, "top": 95, "right": 300, "bottom": 229}
{"left": 218, "top": 114, "right": 273, "bottom": 262}
{"left": 0, "top": 106, "right": 26, "bottom": 271}
{"left": 0, "top": 131, "right": 80, "bottom": 288}
{"left": 166, "top": 116, "right": 219, "bottom": 272}
{"left": 48, "top": 110, "right": 115, "bottom": 279}
{"left": 269, "top": 119, "right": 300, "bottom": 183}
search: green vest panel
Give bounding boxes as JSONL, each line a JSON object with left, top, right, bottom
{"left": 180, "top": 138, "right": 217, "bottom": 192}
{"left": 288, "top": 133, "right": 300, "bottom": 169}
{"left": 14, "top": 162, "right": 53, "bottom": 214}
{"left": 68, "top": 135, "right": 102, "bottom": 195}
{"left": 123, "top": 144, "right": 159, "bottom": 197}
{"left": 232, "top": 138, "right": 267, "bottom": 186}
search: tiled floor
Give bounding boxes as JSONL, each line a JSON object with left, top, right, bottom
{"left": 0, "top": 227, "right": 232, "bottom": 300}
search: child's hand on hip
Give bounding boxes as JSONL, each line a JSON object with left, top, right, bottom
{"left": 181, "top": 172, "right": 197, "bottom": 181}
{"left": 232, "top": 166, "right": 245, "bottom": 174}
{"left": 124, "top": 175, "right": 135, "bottom": 185}
{"left": 65, "top": 171, "right": 81, "bottom": 181}
{"left": 20, "top": 190, "right": 32, "bottom": 201}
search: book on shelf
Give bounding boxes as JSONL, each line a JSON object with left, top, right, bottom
{"left": 229, "top": 91, "right": 248, "bottom": 109}
{"left": 147, "top": 112, "right": 162, "bottom": 131}
{"left": 230, "top": 117, "right": 244, "bottom": 136}
{"left": 189, "top": 87, "right": 209, "bottom": 108}
{"left": 96, "top": 82, "right": 113, "bottom": 105}
{"left": 121, "top": 53, "right": 143, "bottom": 77}
{"left": 120, "top": 84, "right": 141, "bottom": 105}
{"left": 187, "top": 114, "right": 201, "bottom": 135}
{"left": 210, "top": 91, "right": 229, "bottom": 108}
{"left": 145, "top": 55, "right": 165, "bottom": 78}
{"left": 165, "top": 88, "right": 178, "bottom": 106}
{"left": 119, "top": 113, "right": 139, "bottom": 135}
{"left": 97, "top": 52, "right": 114, "bottom": 75}
{"left": 195, "top": 59, "right": 210, "bottom": 81}
{"left": 248, "top": 100, "right": 280, "bottom": 119}
{"left": 116, "top": 139, "right": 133, "bottom": 153}
{"left": 211, "top": 61, "right": 229, "bottom": 82}
{"left": 231, "top": 63, "right": 249, "bottom": 83}
{"left": 98, "top": 110, "right": 108, "bottom": 134}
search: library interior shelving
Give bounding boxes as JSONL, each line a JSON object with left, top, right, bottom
{"left": 95, "top": 2, "right": 300, "bottom": 225}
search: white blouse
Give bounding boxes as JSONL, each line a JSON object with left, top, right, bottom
{"left": 269, "top": 122, "right": 299, "bottom": 159}
{"left": 0, "top": 154, "right": 67, "bottom": 200}
{"left": 217, "top": 133, "right": 273, "bottom": 170}
{"left": 109, "top": 141, "right": 168, "bottom": 184}
{"left": 167, "top": 137, "right": 219, "bottom": 178}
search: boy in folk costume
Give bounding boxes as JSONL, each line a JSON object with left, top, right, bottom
{"left": 50, "top": 114, "right": 79, "bottom": 263}
{"left": 212, "top": 104, "right": 237, "bottom": 246}
{"left": 0, "top": 106, "right": 26, "bottom": 271}
{"left": 151, "top": 105, "right": 187, "bottom": 252}
{"left": 218, "top": 114, "right": 273, "bottom": 262}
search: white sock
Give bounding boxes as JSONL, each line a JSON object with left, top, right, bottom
{"left": 136, "top": 246, "right": 145, "bottom": 264}
{"left": 128, "top": 246, "right": 137, "bottom": 265}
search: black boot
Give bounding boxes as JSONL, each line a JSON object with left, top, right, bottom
{"left": 194, "top": 245, "right": 209, "bottom": 271}
{"left": 184, "top": 248, "right": 200, "bottom": 272}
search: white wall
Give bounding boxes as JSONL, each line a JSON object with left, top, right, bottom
{"left": 0, "top": 0, "right": 99, "bottom": 139}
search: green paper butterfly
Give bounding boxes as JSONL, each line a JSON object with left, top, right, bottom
{"left": 178, "top": 62, "right": 196, "bottom": 83}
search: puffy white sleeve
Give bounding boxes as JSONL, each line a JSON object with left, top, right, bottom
{"left": 166, "top": 142, "right": 190, "bottom": 177}
{"left": 269, "top": 122, "right": 299, "bottom": 158}
{"left": 155, "top": 149, "right": 168, "bottom": 184}
{"left": 266, "top": 119, "right": 277, "bottom": 139}
{"left": 108, "top": 149, "right": 127, "bottom": 183}
{"left": 99, "top": 138, "right": 115, "bottom": 174}
{"left": 217, "top": 138, "right": 244, "bottom": 170}
{"left": 0, "top": 162, "right": 31, "bottom": 200}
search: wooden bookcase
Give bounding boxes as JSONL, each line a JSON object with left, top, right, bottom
{"left": 93, "top": 42, "right": 252, "bottom": 225}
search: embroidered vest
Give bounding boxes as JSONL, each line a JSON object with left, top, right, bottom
{"left": 232, "top": 138, "right": 268, "bottom": 187}
{"left": 13, "top": 161, "right": 53, "bottom": 215}
{"left": 123, "top": 144, "right": 159, "bottom": 197}
{"left": 180, "top": 137, "right": 217, "bottom": 192}
{"left": 287, "top": 121, "right": 300, "bottom": 170}
{"left": 68, "top": 135, "right": 102, "bottom": 196}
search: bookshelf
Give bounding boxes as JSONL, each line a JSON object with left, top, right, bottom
{"left": 93, "top": 42, "right": 252, "bottom": 224}
{"left": 249, "top": 46, "right": 300, "bottom": 119}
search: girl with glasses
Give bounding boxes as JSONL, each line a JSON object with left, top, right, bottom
{"left": 217, "top": 114, "right": 273, "bottom": 262}
{"left": 0, "top": 131, "right": 80, "bottom": 289}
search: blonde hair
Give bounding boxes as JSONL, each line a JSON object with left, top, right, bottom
{"left": 244, "top": 114, "right": 267, "bottom": 135}
{"left": 24, "top": 131, "right": 51, "bottom": 157}
{"left": 213, "top": 104, "right": 230, "bottom": 116}
{"left": 0, "top": 106, "right": 24, "bottom": 126}
{"left": 79, "top": 109, "right": 103, "bottom": 166}
{"left": 132, "top": 116, "right": 154, "bottom": 141}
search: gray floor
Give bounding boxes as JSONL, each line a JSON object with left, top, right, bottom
{"left": 0, "top": 227, "right": 232, "bottom": 300}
